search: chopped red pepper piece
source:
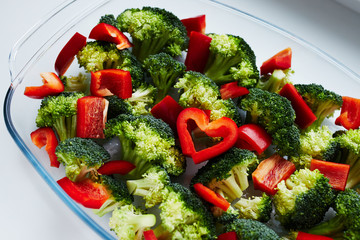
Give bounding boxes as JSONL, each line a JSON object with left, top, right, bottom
{"left": 217, "top": 231, "right": 238, "bottom": 240}
{"left": 235, "top": 123, "right": 272, "bottom": 155}
{"left": 220, "top": 81, "right": 249, "bottom": 100}
{"left": 260, "top": 47, "right": 292, "bottom": 76}
{"left": 335, "top": 96, "right": 360, "bottom": 130}
{"left": 181, "top": 14, "right": 206, "bottom": 37}
{"left": 24, "top": 72, "right": 64, "bottom": 99}
{"left": 97, "top": 160, "right": 136, "bottom": 175}
{"left": 296, "top": 231, "right": 333, "bottom": 240}
{"left": 184, "top": 31, "right": 212, "bottom": 73}
{"left": 57, "top": 176, "right": 110, "bottom": 209}
{"left": 279, "top": 83, "right": 317, "bottom": 129}
{"left": 90, "top": 69, "right": 132, "bottom": 99}
{"left": 76, "top": 96, "right": 109, "bottom": 139}
{"left": 150, "top": 95, "right": 184, "bottom": 132}
{"left": 30, "top": 127, "right": 60, "bottom": 168}
{"left": 310, "top": 159, "right": 350, "bottom": 191}
{"left": 55, "top": 32, "right": 87, "bottom": 76}
{"left": 177, "top": 108, "right": 238, "bottom": 164}
{"left": 252, "top": 154, "right": 296, "bottom": 195}
{"left": 193, "top": 183, "right": 230, "bottom": 211}
{"left": 143, "top": 230, "right": 158, "bottom": 240}
{"left": 89, "top": 23, "right": 132, "bottom": 50}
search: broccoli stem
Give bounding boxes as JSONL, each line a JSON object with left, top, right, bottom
{"left": 232, "top": 165, "right": 249, "bottom": 191}
{"left": 93, "top": 198, "right": 122, "bottom": 217}
{"left": 307, "top": 215, "right": 345, "bottom": 236}
{"left": 214, "top": 174, "right": 243, "bottom": 201}
{"left": 132, "top": 37, "right": 170, "bottom": 62}
{"left": 204, "top": 54, "right": 242, "bottom": 83}
{"left": 127, "top": 178, "right": 151, "bottom": 196}
{"left": 53, "top": 115, "right": 77, "bottom": 141}
{"left": 346, "top": 152, "right": 360, "bottom": 188}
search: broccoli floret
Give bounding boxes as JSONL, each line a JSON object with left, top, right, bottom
{"left": 203, "top": 33, "right": 259, "bottom": 88}
{"left": 77, "top": 41, "right": 145, "bottom": 88}
{"left": 224, "top": 218, "right": 280, "bottom": 240}
{"left": 273, "top": 168, "right": 335, "bottom": 230}
{"left": 307, "top": 189, "right": 360, "bottom": 239}
{"left": 143, "top": 52, "right": 185, "bottom": 103}
{"left": 104, "top": 95, "right": 133, "bottom": 120}
{"left": 256, "top": 69, "right": 293, "bottom": 93}
{"left": 154, "top": 183, "right": 216, "bottom": 240}
{"left": 55, "top": 137, "right": 110, "bottom": 182}
{"left": 117, "top": 7, "right": 189, "bottom": 62}
{"left": 94, "top": 175, "right": 133, "bottom": 217}
{"left": 294, "top": 83, "right": 343, "bottom": 127}
{"left": 240, "top": 88, "right": 300, "bottom": 156}
{"left": 99, "top": 14, "right": 117, "bottom": 27}
{"left": 233, "top": 193, "right": 272, "bottom": 222}
{"left": 60, "top": 72, "right": 89, "bottom": 93}
{"left": 126, "top": 166, "right": 170, "bottom": 208}
{"left": 109, "top": 204, "right": 156, "bottom": 240}
{"left": 104, "top": 114, "right": 185, "bottom": 178}
{"left": 35, "top": 92, "right": 85, "bottom": 141}
{"left": 124, "top": 84, "right": 157, "bottom": 115}
{"left": 191, "top": 148, "right": 258, "bottom": 203}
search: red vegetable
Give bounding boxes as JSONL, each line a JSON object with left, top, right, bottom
{"left": 235, "top": 123, "right": 272, "bottom": 155}
{"left": 54, "top": 32, "right": 87, "bottom": 76}
{"left": 184, "top": 31, "right": 212, "bottom": 73}
{"left": 30, "top": 127, "right": 60, "bottom": 168}
{"left": 150, "top": 95, "right": 184, "bottom": 132}
{"left": 260, "top": 47, "right": 292, "bottom": 76}
{"left": 143, "top": 230, "right": 158, "bottom": 240}
{"left": 252, "top": 154, "right": 296, "bottom": 195}
{"left": 220, "top": 81, "right": 249, "bottom": 100}
{"left": 193, "top": 183, "right": 230, "bottom": 211}
{"left": 296, "top": 231, "right": 333, "bottom": 240}
{"left": 177, "top": 108, "right": 238, "bottom": 164}
{"left": 335, "top": 96, "right": 360, "bottom": 130}
{"left": 97, "top": 160, "right": 136, "bottom": 175}
{"left": 181, "top": 14, "right": 206, "bottom": 37}
{"left": 90, "top": 69, "right": 132, "bottom": 99}
{"left": 217, "top": 231, "right": 237, "bottom": 240}
{"left": 279, "top": 83, "right": 317, "bottom": 129}
{"left": 310, "top": 159, "right": 350, "bottom": 191}
{"left": 24, "top": 72, "right": 64, "bottom": 99}
{"left": 89, "top": 23, "right": 132, "bottom": 50}
{"left": 57, "top": 177, "right": 110, "bottom": 209}
{"left": 76, "top": 96, "right": 109, "bottom": 139}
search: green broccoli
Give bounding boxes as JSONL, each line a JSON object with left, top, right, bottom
{"left": 116, "top": 6, "right": 189, "bottom": 62}
{"left": 104, "top": 114, "right": 185, "bottom": 178}
{"left": 60, "top": 72, "right": 89, "bottom": 93}
{"left": 109, "top": 204, "right": 156, "bottom": 240}
{"left": 240, "top": 88, "right": 300, "bottom": 156}
{"left": 256, "top": 69, "right": 293, "bottom": 93}
{"left": 35, "top": 92, "right": 85, "bottom": 141}
{"left": 203, "top": 33, "right": 259, "bottom": 88}
{"left": 294, "top": 83, "right": 343, "bottom": 127}
{"left": 98, "top": 14, "right": 117, "bottom": 27}
{"left": 191, "top": 148, "right": 258, "bottom": 203}
{"left": 143, "top": 52, "right": 185, "bottom": 103}
{"left": 104, "top": 95, "right": 133, "bottom": 120}
{"left": 55, "top": 137, "right": 110, "bottom": 182}
{"left": 124, "top": 84, "right": 158, "bottom": 115}
{"left": 232, "top": 193, "right": 272, "bottom": 222}
{"left": 273, "top": 168, "right": 335, "bottom": 230}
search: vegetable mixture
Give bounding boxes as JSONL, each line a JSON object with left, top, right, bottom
{"left": 26, "top": 6, "right": 360, "bottom": 240}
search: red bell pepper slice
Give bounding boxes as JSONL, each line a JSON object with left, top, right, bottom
{"left": 310, "top": 159, "right": 350, "bottom": 191}
{"left": 97, "top": 160, "right": 136, "bottom": 175}
{"left": 252, "top": 154, "right": 296, "bottom": 195}
{"left": 184, "top": 31, "right": 212, "bottom": 73}
{"left": 143, "top": 230, "right": 158, "bottom": 240}
{"left": 296, "top": 231, "right": 333, "bottom": 240}
{"left": 335, "top": 96, "right": 360, "bottom": 130}
{"left": 217, "top": 231, "right": 238, "bottom": 240}
{"left": 177, "top": 108, "right": 238, "bottom": 164}
{"left": 279, "top": 83, "right": 317, "bottom": 129}
{"left": 181, "top": 14, "right": 206, "bottom": 37}
{"left": 260, "top": 47, "right": 292, "bottom": 76}
{"left": 54, "top": 32, "right": 87, "bottom": 76}
{"left": 193, "top": 183, "right": 230, "bottom": 211}
{"left": 89, "top": 23, "right": 132, "bottom": 50}
{"left": 150, "top": 95, "right": 184, "bottom": 132}
{"left": 57, "top": 176, "right": 110, "bottom": 209}
{"left": 220, "top": 81, "right": 250, "bottom": 100}
{"left": 235, "top": 123, "right": 272, "bottom": 155}
{"left": 24, "top": 72, "right": 64, "bottom": 99}
{"left": 77, "top": 96, "right": 109, "bottom": 139}
{"left": 90, "top": 69, "right": 132, "bottom": 99}
{"left": 30, "top": 127, "right": 60, "bottom": 168}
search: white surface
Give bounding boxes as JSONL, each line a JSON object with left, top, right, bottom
{"left": 1, "top": 0, "right": 359, "bottom": 239}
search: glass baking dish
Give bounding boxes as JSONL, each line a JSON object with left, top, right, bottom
{"left": 4, "top": 0, "right": 360, "bottom": 239}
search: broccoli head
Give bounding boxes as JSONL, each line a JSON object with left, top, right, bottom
{"left": 55, "top": 137, "right": 110, "bottom": 182}
{"left": 124, "top": 83, "right": 157, "bottom": 115}
{"left": 117, "top": 6, "right": 189, "bottom": 62}
{"left": 104, "top": 95, "right": 133, "bottom": 120}
{"left": 98, "top": 14, "right": 117, "bottom": 27}
{"left": 60, "top": 72, "right": 89, "bottom": 93}
{"left": 233, "top": 193, "right": 272, "bottom": 222}
{"left": 256, "top": 69, "right": 293, "bottom": 93}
